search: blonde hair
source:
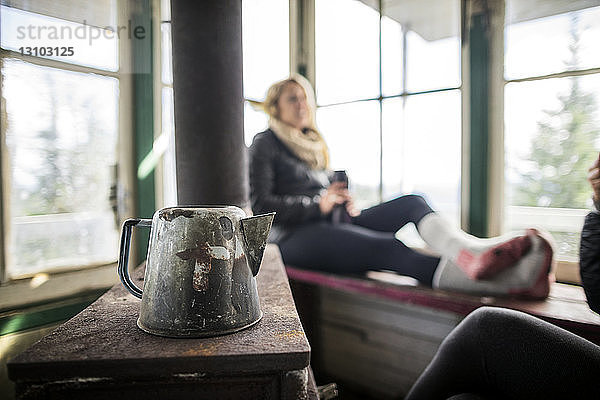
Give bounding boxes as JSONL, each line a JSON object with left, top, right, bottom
{"left": 261, "top": 74, "right": 318, "bottom": 131}
{"left": 257, "top": 75, "right": 329, "bottom": 169}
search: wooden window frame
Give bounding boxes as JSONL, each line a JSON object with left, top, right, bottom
{"left": 0, "top": 0, "right": 138, "bottom": 308}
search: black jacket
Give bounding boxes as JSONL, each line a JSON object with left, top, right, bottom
{"left": 580, "top": 211, "right": 600, "bottom": 313}
{"left": 249, "top": 129, "right": 331, "bottom": 242}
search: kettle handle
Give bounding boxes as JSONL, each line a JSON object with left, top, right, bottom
{"left": 118, "top": 218, "right": 152, "bottom": 299}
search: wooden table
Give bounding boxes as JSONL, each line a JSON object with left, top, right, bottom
{"left": 9, "top": 245, "right": 316, "bottom": 400}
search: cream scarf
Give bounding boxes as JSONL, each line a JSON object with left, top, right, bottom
{"left": 269, "top": 118, "right": 330, "bottom": 170}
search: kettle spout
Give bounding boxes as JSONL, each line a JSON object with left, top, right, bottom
{"left": 240, "top": 212, "right": 275, "bottom": 276}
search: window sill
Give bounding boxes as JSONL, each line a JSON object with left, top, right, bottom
{"left": 0, "top": 263, "right": 118, "bottom": 312}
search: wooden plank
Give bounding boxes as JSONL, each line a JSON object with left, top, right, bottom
{"left": 286, "top": 266, "right": 600, "bottom": 329}
{"left": 15, "top": 374, "right": 281, "bottom": 400}
{"left": 320, "top": 336, "right": 414, "bottom": 399}
{"left": 320, "top": 315, "right": 443, "bottom": 364}
{"left": 547, "top": 282, "right": 588, "bottom": 302}
{"left": 287, "top": 267, "right": 487, "bottom": 317}
{"left": 320, "top": 288, "right": 460, "bottom": 341}
{"left": 490, "top": 295, "right": 599, "bottom": 326}
{"left": 320, "top": 323, "right": 433, "bottom": 379}
{"left": 322, "top": 356, "right": 411, "bottom": 399}
{"left": 312, "top": 287, "right": 456, "bottom": 399}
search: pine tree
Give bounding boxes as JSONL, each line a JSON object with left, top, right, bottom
{"left": 514, "top": 14, "right": 600, "bottom": 209}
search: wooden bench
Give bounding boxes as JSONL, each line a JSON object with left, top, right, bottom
{"left": 286, "top": 266, "right": 600, "bottom": 399}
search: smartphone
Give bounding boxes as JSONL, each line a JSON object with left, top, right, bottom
{"left": 332, "top": 170, "right": 349, "bottom": 188}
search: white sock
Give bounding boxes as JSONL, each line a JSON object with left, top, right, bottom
{"left": 418, "top": 213, "right": 534, "bottom": 280}
{"left": 432, "top": 231, "right": 554, "bottom": 299}
{"left": 417, "top": 213, "right": 481, "bottom": 259}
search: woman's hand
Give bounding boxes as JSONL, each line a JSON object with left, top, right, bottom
{"left": 319, "top": 182, "right": 353, "bottom": 215}
{"left": 588, "top": 157, "right": 600, "bottom": 201}
{"left": 344, "top": 197, "right": 361, "bottom": 218}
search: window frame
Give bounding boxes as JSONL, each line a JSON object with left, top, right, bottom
{"left": 503, "top": 1, "right": 599, "bottom": 268}
{"left": 483, "top": 0, "right": 600, "bottom": 282}
{"left": 311, "top": 0, "right": 463, "bottom": 208}
{"left": 0, "top": 1, "right": 138, "bottom": 302}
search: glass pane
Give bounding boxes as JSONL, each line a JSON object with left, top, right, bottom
{"left": 401, "top": 0, "right": 460, "bottom": 92}
{"left": 244, "top": 101, "right": 269, "bottom": 147}
{"left": 381, "top": 97, "right": 403, "bottom": 199}
{"left": 316, "top": 101, "right": 380, "bottom": 209}
{"left": 1, "top": 0, "right": 117, "bottom": 28}
{"left": 505, "top": 74, "right": 600, "bottom": 259}
{"left": 315, "top": 0, "right": 379, "bottom": 104}
{"left": 2, "top": 59, "right": 119, "bottom": 276}
{"left": 1, "top": 5, "right": 118, "bottom": 71}
{"left": 403, "top": 90, "right": 461, "bottom": 224}
{"left": 381, "top": 15, "right": 403, "bottom": 96}
{"left": 505, "top": 5, "right": 600, "bottom": 80}
{"left": 161, "top": 22, "right": 172, "bottom": 85}
{"left": 242, "top": 0, "right": 289, "bottom": 100}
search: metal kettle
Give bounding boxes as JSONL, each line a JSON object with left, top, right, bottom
{"left": 118, "top": 206, "right": 275, "bottom": 338}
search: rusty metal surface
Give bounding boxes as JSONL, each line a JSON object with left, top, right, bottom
{"left": 8, "top": 245, "right": 310, "bottom": 383}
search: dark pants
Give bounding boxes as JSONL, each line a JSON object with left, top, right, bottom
{"left": 406, "top": 307, "right": 600, "bottom": 400}
{"left": 278, "top": 194, "right": 439, "bottom": 285}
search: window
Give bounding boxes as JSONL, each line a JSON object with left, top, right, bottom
{"left": 0, "top": 1, "right": 139, "bottom": 279}
{"left": 504, "top": 3, "right": 600, "bottom": 261}
{"left": 2, "top": 60, "right": 118, "bottom": 275}
{"left": 315, "top": 0, "right": 462, "bottom": 218}
{"left": 242, "top": 0, "right": 290, "bottom": 146}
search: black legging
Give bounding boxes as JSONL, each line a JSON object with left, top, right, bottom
{"left": 278, "top": 194, "right": 440, "bottom": 285}
{"left": 406, "top": 307, "right": 600, "bottom": 400}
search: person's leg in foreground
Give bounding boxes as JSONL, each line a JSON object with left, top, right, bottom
{"left": 405, "top": 307, "right": 600, "bottom": 400}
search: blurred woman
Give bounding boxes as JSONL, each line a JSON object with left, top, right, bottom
{"left": 248, "top": 75, "right": 553, "bottom": 298}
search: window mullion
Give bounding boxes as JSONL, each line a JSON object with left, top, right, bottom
{"left": 0, "top": 59, "right": 7, "bottom": 283}
{"left": 467, "top": 9, "right": 490, "bottom": 238}
{"left": 290, "top": 0, "right": 315, "bottom": 86}
{"left": 486, "top": 0, "right": 506, "bottom": 237}
{"left": 378, "top": 0, "right": 383, "bottom": 202}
